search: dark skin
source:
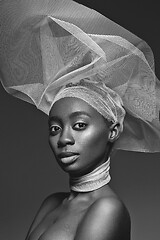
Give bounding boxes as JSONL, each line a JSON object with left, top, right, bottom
{"left": 26, "top": 97, "right": 131, "bottom": 240}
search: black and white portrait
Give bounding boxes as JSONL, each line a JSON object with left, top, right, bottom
{"left": 0, "top": 1, "right": 160, "bottom": 240}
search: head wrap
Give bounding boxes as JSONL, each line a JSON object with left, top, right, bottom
{"left": 51, "top": 79, "right": 126, "bottom": 132}
{"left": 0, "top": 0, "right": 160, "bottom": 152}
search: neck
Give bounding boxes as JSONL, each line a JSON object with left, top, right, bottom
{"left": 69, "top": 158, "right": 111, "bottom": 193}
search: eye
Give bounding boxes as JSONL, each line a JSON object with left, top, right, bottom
{"left": 73, "top": 122, "right": 88, "bottom": 130}
{"left": 49, "top": 125, "right": 61, "bottom": 135}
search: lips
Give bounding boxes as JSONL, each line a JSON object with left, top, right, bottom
{"left": 58, "top": 152, "right": 79, "bottom": 159}
{"left": 57, "top": 152, "right": 79, "bottom": 164}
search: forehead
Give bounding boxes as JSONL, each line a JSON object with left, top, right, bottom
{"left": 49, "top": 97, "right": 104, "bottom": 121}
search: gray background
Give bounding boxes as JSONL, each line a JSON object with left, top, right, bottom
{"left": 0, "top": 1, "right": 160, "bottom": 240}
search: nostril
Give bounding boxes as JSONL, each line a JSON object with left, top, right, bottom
{"left": 57, "top": 136, "right": 75, "bottom": 148}
{"left": 57, "top": 140, "right": 74, "bottom": 148}
{"left": 57, "top": 140, "right": 65, "bottom": 148}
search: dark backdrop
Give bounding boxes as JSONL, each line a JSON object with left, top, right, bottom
{"left": 0, "top": 1, "right": 160, "bottom": 240}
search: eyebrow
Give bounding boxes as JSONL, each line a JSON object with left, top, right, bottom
{"left": 48, "top": 111, "right": 91, "bottom": 124}
{"left": 69, "top": 111, "right": 91, "bottom": 119}
{"left": 48, "top": 116, "right": 61, "bottom": 125}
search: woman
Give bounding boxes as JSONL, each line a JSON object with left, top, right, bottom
{"left": 25, "top": 85, "right": 131, "bottom": 239}
{"left": 1, "top": 0, "right": 160, "bottom": 239}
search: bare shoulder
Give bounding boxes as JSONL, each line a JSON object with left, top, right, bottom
{"left": 92, "top": 196, "right": 130, "bottom": 222}
{"left": 75, "top": 196, "right": 131, "bottom": 240}
{"left": 25, "top": 192, "right": 68, "bottom": 239}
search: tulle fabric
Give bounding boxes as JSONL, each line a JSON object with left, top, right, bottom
{"left": 0, "top": 0, "right": 160, "bottom": 152}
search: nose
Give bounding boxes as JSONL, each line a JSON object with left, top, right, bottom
{"left": 57, "top": 126, "right": 75, "bottom": 148}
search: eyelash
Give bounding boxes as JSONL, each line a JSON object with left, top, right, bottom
{"left": 73, "top": 122, "right": 87, "bottom": 130}
{"left": 49, "top": 122, "right": 87, "bottom": 135}
{"left": 49, "top": 125, "right": 61, "bottom": 134}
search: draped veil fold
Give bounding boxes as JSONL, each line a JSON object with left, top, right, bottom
{"left": 0, "top": 0, "right": 160, "bottom": 152}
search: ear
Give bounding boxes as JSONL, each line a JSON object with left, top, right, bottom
{"left": 108, "top": 123, "right": 121, "bottom": 142}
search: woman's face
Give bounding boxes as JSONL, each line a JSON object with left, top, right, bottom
{"left": 48, "top": 97, "right": 114, "bottom": 177}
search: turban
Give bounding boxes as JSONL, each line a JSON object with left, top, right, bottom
{"left": 51, "top": 79, "right": 126, "bottom": 133}
{"left": 0, "top": 0, "right": 160, "bottom": 152}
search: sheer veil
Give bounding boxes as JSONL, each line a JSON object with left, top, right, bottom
{"left": 0, "top": 0, "right": 160, "bottom": 152}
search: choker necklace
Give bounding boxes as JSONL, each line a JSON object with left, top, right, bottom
{"left": 69, "top": 158, "right": 111, "bottom": 192}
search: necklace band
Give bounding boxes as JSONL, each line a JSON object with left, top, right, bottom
{"left": 69, "top": 158, "right": 111, "bottom": 192}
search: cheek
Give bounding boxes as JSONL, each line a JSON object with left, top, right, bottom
{"left": 77, "top": 126, "right": 109, "bottom": 151}
{"left": 48, "top": 136, "right": 58, "bottom": 153}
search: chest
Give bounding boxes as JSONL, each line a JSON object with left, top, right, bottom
{"left": 29, "top": 200, "right": 89, "bottom": 240}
